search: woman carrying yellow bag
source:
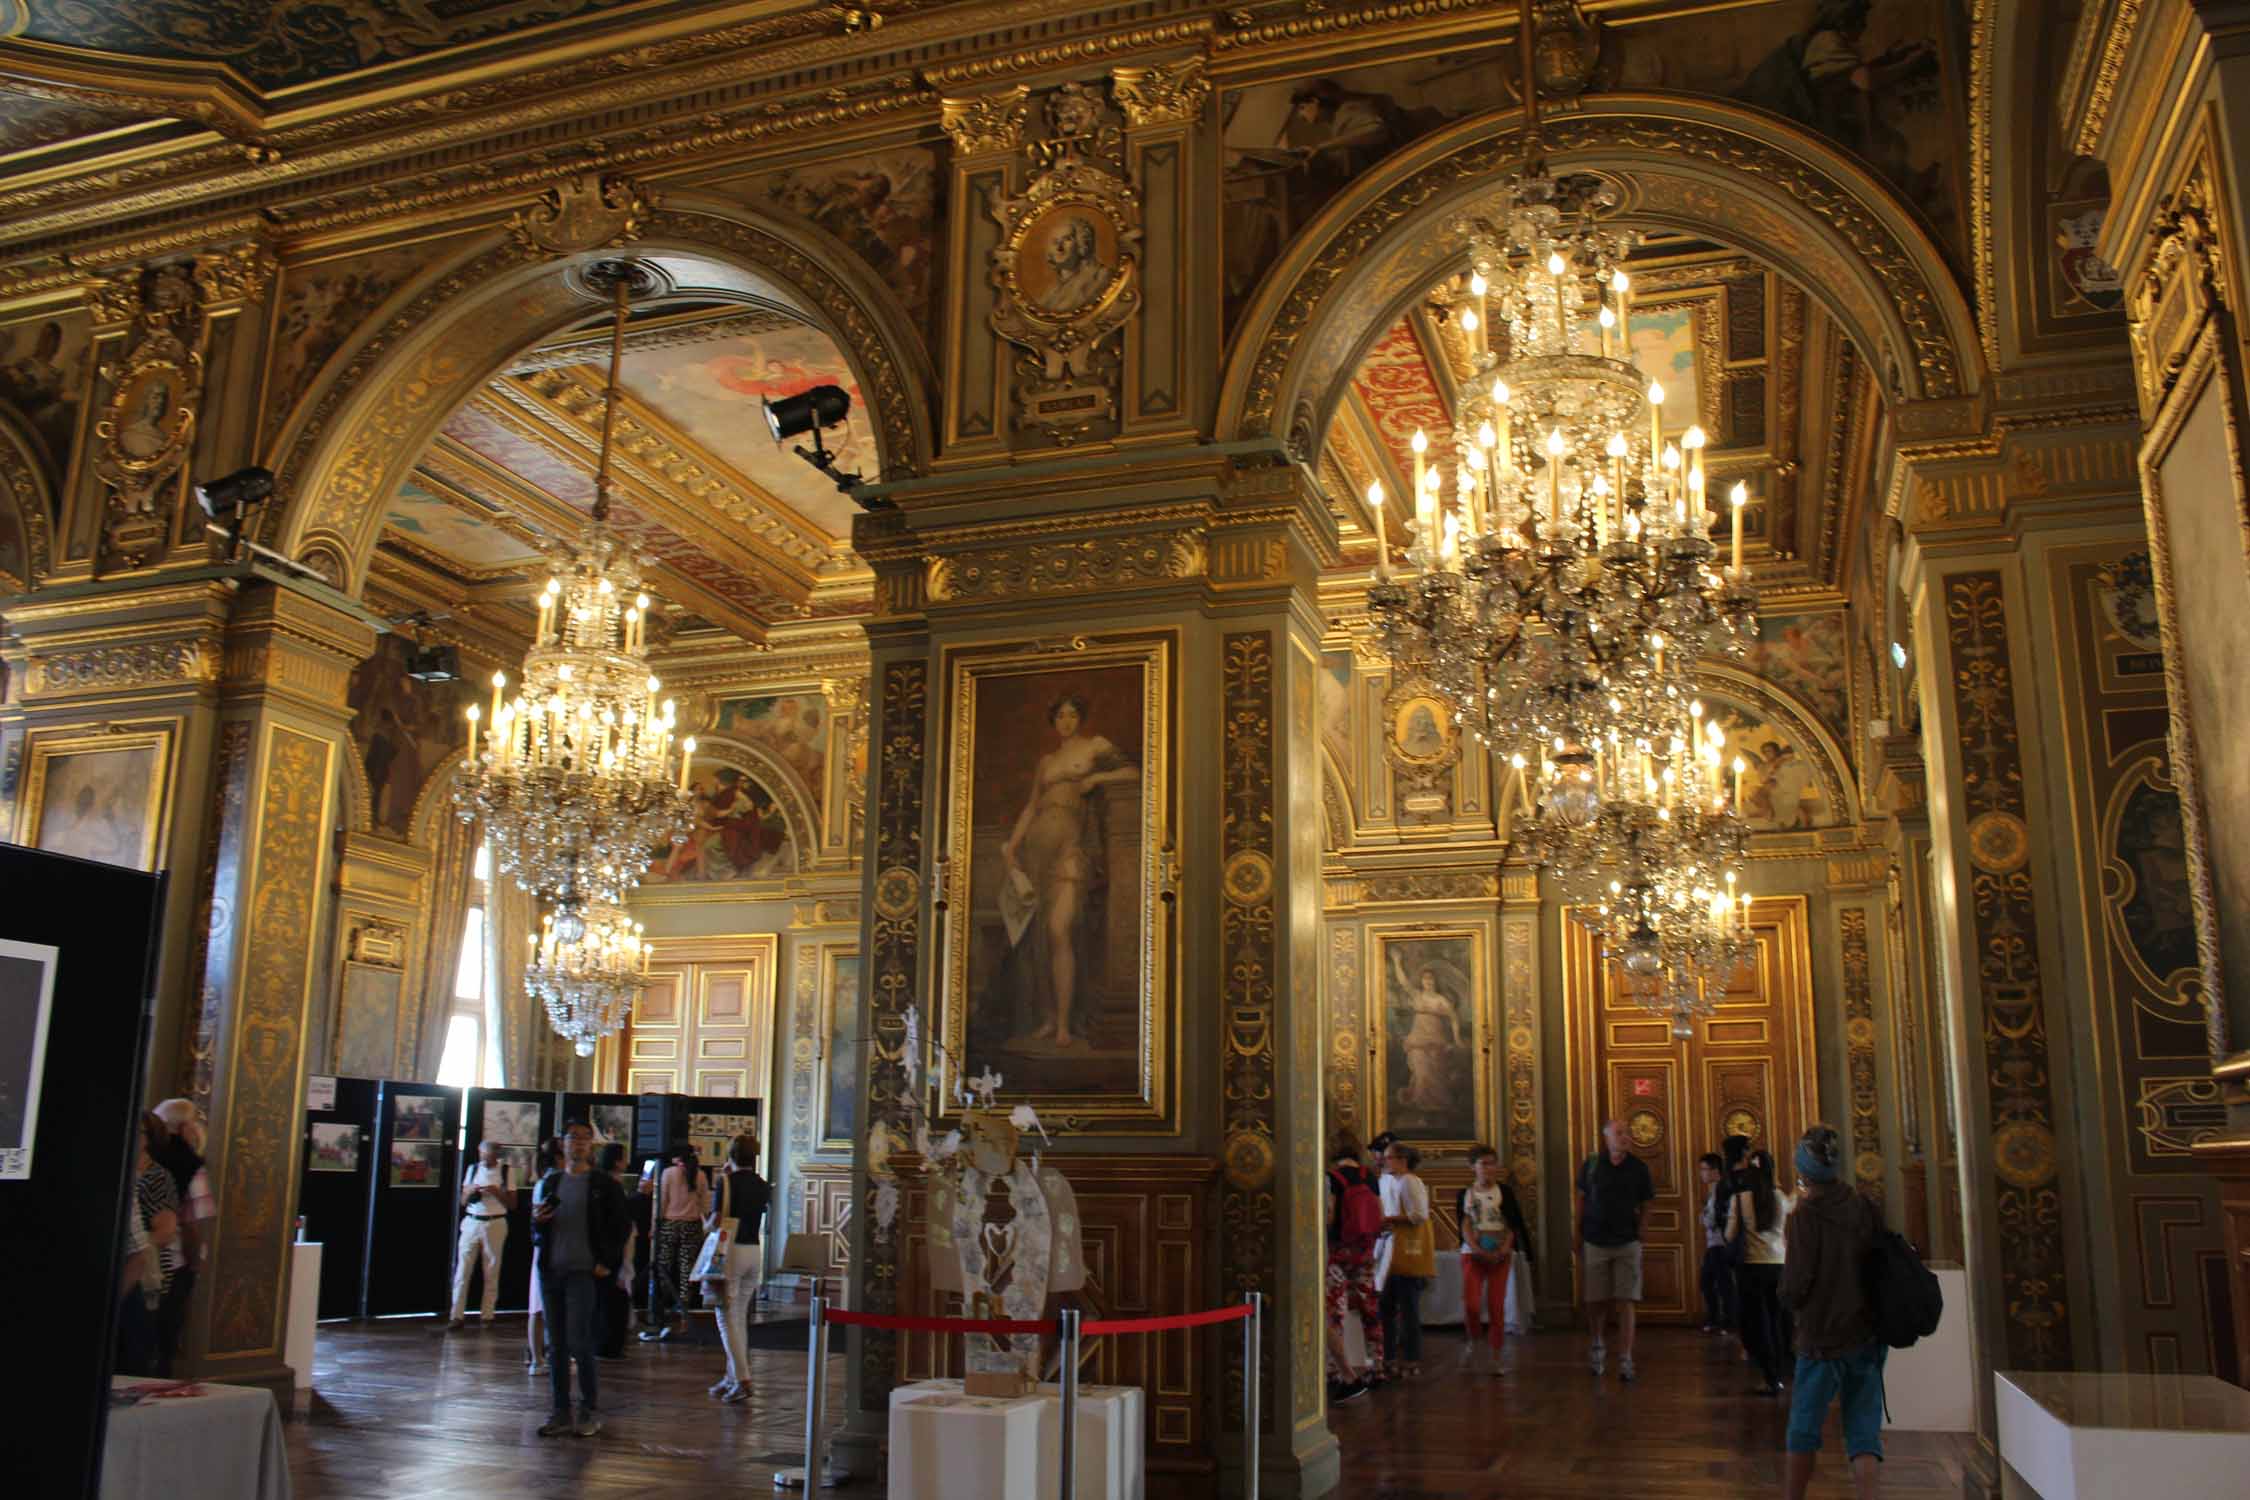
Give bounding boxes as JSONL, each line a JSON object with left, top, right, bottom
{"left": 1375, "top": 1140, "right": 1435, "bottom": 1380}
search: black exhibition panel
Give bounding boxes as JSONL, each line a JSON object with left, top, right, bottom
{"left": 299, "top": 1075, "right": 379, "bottom": 1318}
{"left": 457, "top": 1086, "right": 554, "bottom": 1314}
{"left": 362, "top": 1080, "right": 462, "bottom": 1317}
{"left": 0, "top": 847, "right": 165, "bottom": 1500}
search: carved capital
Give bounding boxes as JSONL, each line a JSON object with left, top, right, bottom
{"left": 191, "top": 242, "right": 279, "bottom": 308}
{"left": 1111, "top": 58, "right": 1210, "bottom": 129}
{"left": 507, "top": 172, "right": 657, "bottom": 256}
{"left": 940, "top": 86, "right": 1030, "bottom": 157}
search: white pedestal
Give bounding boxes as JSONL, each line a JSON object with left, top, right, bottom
{"left": 891, "top": 1379, "right": 1144, "bottom": 1500}
{"left": 1884, "top": 1264, "right": 1973, "bottom": 1432}
{"left": 1995, "top": 1371, "right": 2250, "bottom": 1499}
{"left": 889, "top": 1384, "right": 1046, "bottom": 1500}
{"left": 285, "top": 1242, "right": 321, "bottom": 1397}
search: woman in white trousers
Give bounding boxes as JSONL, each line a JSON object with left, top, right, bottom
{"left": 705, "top": 1132, "right": 772, "bottom": 1402}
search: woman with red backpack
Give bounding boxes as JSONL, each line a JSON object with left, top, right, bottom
{"left": 1324, "top": 1127, "right": 1385, "bottom": 1402}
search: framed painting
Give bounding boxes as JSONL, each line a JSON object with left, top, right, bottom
{"left": 15, "top": 726, "right": 171, "bottom": 871}
{"left": 938, "top": 634, "right": 1176, "bottom": 1128}
{"left": 307, "top": 1122, "right": 359, "bottom": 1173}
{"left": 817, "top": 947, "right": 862, "bottom": 1152}
{"left": 1366, "top": 923, "right": 1493, "bottom": 1150}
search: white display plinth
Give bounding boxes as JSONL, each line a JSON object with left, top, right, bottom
{"left": 285, "top": 1241, "right": 321, "bottom": 1398}
{"left": 1996, "top": 1370, "right": 2250, "bottom": 1499}
{"left": 1884, "top": 1264, "right": 1972, "bottom": 1432}
{"left": 890, "top": 1378, "right": 1145, "bottom": 1500}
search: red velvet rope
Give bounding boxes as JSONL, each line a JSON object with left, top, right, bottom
{"left": 1081, "top": 1304, "right": 1255, "bottom": 1337}
{"left": 819, "top": 1309, "right": 1054, "bottom": 1336}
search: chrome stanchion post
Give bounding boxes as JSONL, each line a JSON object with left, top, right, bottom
{"left": 1058, "top": 1309, "right": 1082, "bottom": 1500}
{"left": 776, "top": 1295, "right": 827, "bottom": 1490}
{"left": 1244, "top": 1291, "right": 1262, "bottom": 1500}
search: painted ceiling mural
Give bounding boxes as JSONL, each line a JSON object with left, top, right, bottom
{"left": 13, "top": 0, "right": 656, "bottom": 94}
{"left": 382, "top": 476, "right": 541, "bottom": 576}
{"left": 751, "top": 147, "right": 944, "bottom": 343}
{"left": 0, "top": 92, "right": 147, "bottom": 158}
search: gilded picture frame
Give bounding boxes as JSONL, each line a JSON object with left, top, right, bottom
{"left": 1365, "top": 922, "right": 1493, "bottom": 1151}
{"left": 938, "top": 633, "right": 1177, "bottom": 1131}
{"left": 14, "top": 724, "right": 173, "bottom": 872}
{"left": 815, "top": 945, "right": 863, "bottom": 1153}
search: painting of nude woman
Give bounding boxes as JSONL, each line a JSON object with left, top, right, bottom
{"left": 941, "top": 638, "right": 1174, "bottom": 1121}
{"left": 1371, "top": 928, "right": 1489, "bottom": 1147}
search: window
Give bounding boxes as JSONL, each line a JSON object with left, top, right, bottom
{"left": 436, "top": 841, "right": 501, "bottom": 1088}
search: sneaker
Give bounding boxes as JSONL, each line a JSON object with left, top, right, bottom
{"left": 445, "top": 1318, "right": 466, "bottom": 1331}
{"left": 573, "top": 1408, "right": 602, "bottom": 1438}
{"left": 708, "top": 1376, "right": 734, "bottom": 1397}
{"left": 538, "top": 1413, "right": 572, "bottom": 1437}
{"left": 1619, "top": 1356, "right": 1637, "bottom": 1383}
{"left": 1457, "top": 1343, "right": 1478, "bottom": 1370}
{"left": 721, "top": 1384, "right": 750, "bottom": 1404}
{"left": 638, "top": 1325, "right": 672, "bottom": 1342}
{"left": 1588, "top": 1342, "right": 1606, "bottom": 1376}
{"left": 1334, "top": 1378, "right": 1371, "bottom": 1403}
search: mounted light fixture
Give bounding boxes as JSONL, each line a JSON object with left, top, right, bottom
{"left": 763, "top": 382, "right": 868, "bottom": 498}
{"left": 193, "top": 465, "right": 274, "bottom": 520}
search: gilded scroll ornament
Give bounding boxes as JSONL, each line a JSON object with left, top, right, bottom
{"left": 927, "top": 530, "right": 1203, "bottom": 601}
{"left": 2128, "top": 161, "right": 2225, "bottom": 417}
{"left": 1110, "top": 57, "right": 1210, "bottom": 128}
{"left": 987, "top": 83, "right": 1143, "bottom": 441}
{"left": 507, "top": 173, "right": 657, "bottom": 256}
{"left": 1840, "top": 907, "right": 1884, "bottom": 1203}
{"left": 24, "top": 638, "right": 218, "bottom": 697}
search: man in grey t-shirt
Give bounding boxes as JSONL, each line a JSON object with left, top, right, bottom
{"left": 533, "top": 1122, "right": 630, "bottom": 1436}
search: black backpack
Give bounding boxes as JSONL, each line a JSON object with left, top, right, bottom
{"left": 1863, "top": 1228, "right": 1943, "bottom": 1348}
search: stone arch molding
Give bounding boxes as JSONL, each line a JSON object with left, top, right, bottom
{"left": 268, "top": 193, "right": 937, "bottom": 596}
{"left": 1216, "top": 94, "right": 1984, "bottom": 455}
{"left": 0, "top": 401, "right": 56, "bottom": 596}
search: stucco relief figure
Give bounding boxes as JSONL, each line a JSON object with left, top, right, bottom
{"left": 117, "top": 377, "right": 175, "bottom": 459}
{"left": 1389, "top": 953, "right": 1465, "bottom": 1119}
{"left": 1032, "top": 215, "right": 1115, "bottom": 316}
{"left": 998, "top": 695, "right": 1139, "bottom": 1052}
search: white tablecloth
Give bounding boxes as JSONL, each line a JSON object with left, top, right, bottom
{"left": 890, "top": 1378, "right": 1144, "bottom": 1500}
{"left": 103, "top": 1378, "right": 291, "bottom": 1500}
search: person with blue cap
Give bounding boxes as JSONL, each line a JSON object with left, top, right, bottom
{"left": 1779, "top": 1123, "right": 1885, "bottom": 1498}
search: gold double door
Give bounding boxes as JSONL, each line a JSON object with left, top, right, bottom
{"left": 1562, "top": 895, "right": 1817, "bottom": 1322}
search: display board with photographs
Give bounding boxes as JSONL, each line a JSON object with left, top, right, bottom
{"left": 479, "top": 1098, "right": 540, "bottom": 1147}
{"left": 687, "top": 1109, "right": 759, "bottom": 1170}
{"left": 388, "top": 1140, "right": 442, "bottom": 1187}
{"left": 0, "top": 938, "right": 60, "bottom": 1180}
{"left": 589, "top": 1103, "right": 635, "bottom": 1148}
{"left": 308, "top": 1122, "right": 360, "bottom": 1173}
{"left": 497, "top": 1144, "right": 541, "bottom": 1183}
{"left": 390, "top": 1092, "right": 443, "bottom": 1141}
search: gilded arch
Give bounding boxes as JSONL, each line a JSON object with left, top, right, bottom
{"left": 667, "top": 731, "right": 820, "bottom": 880}
{"left": 0, "top": 402, "right": 57, "bottom": 596}
{"left": 267, "top": 195, "right": 937, "bottom": 596}
{"left": 1215, "top": 95, "right": 1985, "bottom": 456}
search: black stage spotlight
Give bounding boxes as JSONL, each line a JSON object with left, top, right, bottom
{"left": 403, "top": 643, "right": 462, "bottom": 684}
{"left": 763, "top": 384, "right": 852, "bottom": 442}
{"left": 193, "top": 465, "right": 275, "bottom": 519}
{"left": 762, "top": 383, "right": 870, "bottom": 498}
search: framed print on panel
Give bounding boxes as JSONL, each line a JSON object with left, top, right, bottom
{"left": 1367, "top": 924, "right": 1492, "bottom": 1149}
{"left": 16, "top": 726, "right": 171, "bottom": 871}
{"left": 817, "top": 948, "right": 862, "bottom": 1151}
{"left": 0, "top": 938, "right": 60, "bottom": 1179}
{"left": 939, "top": 635, "right": 1176, "bottom": 1129}
{"left": 307, "top": 1122, "right": 359, "bottom": 1173}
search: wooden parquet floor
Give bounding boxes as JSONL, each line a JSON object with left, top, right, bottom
{"left": 285, "top": 1316, "right": 1975, "bottom": 1497}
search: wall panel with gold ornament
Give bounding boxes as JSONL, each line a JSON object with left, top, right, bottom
{"left": 606, "top": 935, "right": 777, "bottom": 1101}
{"left": 2041, "top": 537, "right": 2229, "bottom": 1372}
{"left": 10, "top": 718, "right": 177, "bottom": 870}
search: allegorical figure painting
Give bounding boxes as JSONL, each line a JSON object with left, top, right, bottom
{"left": 652, "top": 765, "right": 794, "bottom": 882}
{"left": 1382, "top": 936, "right": 1478, "bottom": 1143}
{"left": 31, "top": 746, "right": 156, "bottom": 869}
{"left": 964, "top": 665, "right": 1145, "bottom": 1096}
{"left": 347, "top": 634, "right": 464, "bottom": 837}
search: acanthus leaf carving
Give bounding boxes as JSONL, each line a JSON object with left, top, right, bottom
{"left": 940, "top": 86, "right": 1030, "bottom": 156}
{"left": 1110, "top": 57, "right": 1210, "bottom": 129}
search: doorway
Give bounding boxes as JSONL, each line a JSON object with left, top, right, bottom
{"left": 1561, "top": 895, "right": 1817, "bottom": 1322}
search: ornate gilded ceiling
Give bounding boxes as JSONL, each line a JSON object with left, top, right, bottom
{"left": 370, "top": 302, "right": 872, "bottom": 643}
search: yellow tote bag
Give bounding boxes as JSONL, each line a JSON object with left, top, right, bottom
{"left": 1388, "top": 1215, "right": 1436, "bottom": 1279}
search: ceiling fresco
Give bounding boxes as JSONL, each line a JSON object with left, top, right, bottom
{"left": 9, "top": 0, "right": 664, "bottom": 95}
{"left": 381, "top": 476, "right": 542, "bottom": 578}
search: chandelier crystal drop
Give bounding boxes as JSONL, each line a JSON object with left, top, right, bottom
{"left": 454, "top": 259, "right": 694, "bottom": 1050}
{"left": 525, "top": 902, "right": 653, "bottom": 1058}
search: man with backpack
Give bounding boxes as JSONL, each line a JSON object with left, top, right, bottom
{"left": 1323, "top": 1127, "right": 1385, "bottom": 1402}
{"left": 1780, "top": 1123, "right": 1889, "bottom": 1498}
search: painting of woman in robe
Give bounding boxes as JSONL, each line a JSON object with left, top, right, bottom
{"left": 956, "top": 655, "right": 1157, "bottom": 1101}
{"left": 1380, "top": 935, "right": 1479, "bottom": 1143}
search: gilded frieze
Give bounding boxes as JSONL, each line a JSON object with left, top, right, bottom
{"left": 1945, "top": 570, "right": 2071, "bottom": 1368}
{"left": 23, "top": 637, "right": 218, "bottom": 698}
{"left": 926, "top": 530, "right": 1204, "bottom": 602}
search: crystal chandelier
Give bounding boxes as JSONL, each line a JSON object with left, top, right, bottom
{"left": 455, "top": 258, "right": 694, "bottom": 975}
{"left": 526, "top": 901, "right": 652, "bottom": 1058}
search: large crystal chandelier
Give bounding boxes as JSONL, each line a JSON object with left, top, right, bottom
{"left": 455, "top": 258, "right": 694, "bottom": 1016}
{"left": 526, "top": 901, "right": 652, "bottom": 1058}
{"left": 1364, "top": 22, "right": 1758, "bottom": 1016}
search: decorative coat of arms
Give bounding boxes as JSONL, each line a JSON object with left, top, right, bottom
{"left": 90, "top": 262, "right": 205, "bottom": 570}
{"left": 986, "top": 82, "right": 1143, "bottom": 442}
